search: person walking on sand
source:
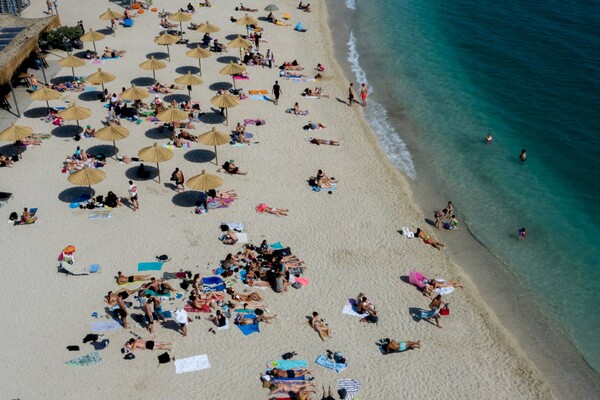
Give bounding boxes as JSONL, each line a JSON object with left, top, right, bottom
{"left": 171, "top": 168, "right": 185, "bottom": 192}
{"left": 360, "top": 83, "right": 367, "bottom": 107}
{"left": 46, "top": 0, "right": 54, "bottom": 15}
{"left": 272, "top": 80, "right": 282, "bottom": 105}
{"left": 128, "top": 180, "right": 138, "bottom": 211}
{"left": 520, "top": 149, "right": 527, "bottom": 161}
{"left": 348, "top": 83, "right": 354, "bottom": 106}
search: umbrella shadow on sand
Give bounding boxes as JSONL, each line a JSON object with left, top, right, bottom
{"left": 208, "top": 82, "right": 232, "bottom": 91}
{"left": 224, "top": 34, "right": 241, "bottom": 40}
{"left": 97, "top": 28, "right": 113, "bottom": 36}
{"left": 145, "top": 127, "right": 171, "bottom": 140}
{"left": 216, "top": 56, "right": 239, "bottom": 64}
{"left": 58, "top": 186, "right": 96, "bottom": 203}
{"left": 145, "top": 51, "right": 169, "bottom": 60}
{"left": 0, "top": 143, "right": 25, "bottom": 158}
{"left": 24, "top": 107, "right": 50, "bottom": 118}
{"left": 125, "top": 165, "right": 158, "bottom": 181}
{"left": 184, "top": 149, "right": 215, "bottom": 164}
{"left": 175, "top": 66, "right": 200, "bottom": 75}
{"left": 171, "top": 191, "right": 198, "bottom": 207}
{"left": 87, "top": 144, "right": 116, "bottom": 158}
{"left": 78, "top": 91, "right": 102, "bottom": 102}
{"left": 200, "top": 111, "right": 226, "bottom": 125}
{"left": 52, "top": 125, "right": 81, "bottom": 138}
{"left": 164, "top": 94, "right": 189, "bottom": 103}
{"left": 50, "top": 76, "right": 78, "bottom": 84}
{"left": 130, "top": 77, "right": 155, "bottom": 87}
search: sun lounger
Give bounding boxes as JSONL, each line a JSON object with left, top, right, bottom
{"left": 60, "top": 261, "right": 100, "bottom": 275}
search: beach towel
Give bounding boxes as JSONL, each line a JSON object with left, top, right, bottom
{"left": 338, "top": 379, "right": 362, "bottom": 400}
{"left": 315, "top": 354, "right": 347, "bottom": 373}
{"left": 248, "top": 90, "right": 268, "bottom": 95}
{"left": 249, "top": 94, "right": 269, "bottom": 101}
{"left": 236, "top": 316, "right": 259, "bottom": 336}
{"left": 269, "top": 242, "right": 284, "bottom": 250}
{"left": 235, "top": 232, "right": 248, "bottom": 244}
{"left": 84, "top": 86, "right": 99, "bottom": 92}
{"left": 217, "top": 318, "right": 230, "bottom": 331}
{"left": 184, "top": 304, "right": 210, "bottom": 313}
{"left": 436, "top": 287, "right": 455, "bottom": 295}
{"left": 174, "top": 354, "right": 211, "bottom": 374}
{"left": 233, "top": 75, "right": 250, "bottom": 80}
{"left": 91, "top": 320, "right": 122, "bottom": 332}
{"left": 421, "top": 308, "right": 440, "bottom": 319}
{"left": 293, "top": 277, "right": 309, "bottom": 286}
{"left": 88, "top": 59, "right": 106, "bottom": 64}
{"left": 231, "top": 142, "right": 248, "bottom": 147}
{"left": 30, "top": 133, "right": 51, "bottom": 141}
{"left": 88, "top": 210, "right": 112, "bottom": 220}
{"left": 312, "top": 184, "right": 337, "bottom": 192}
{"left": 285, "top": 108, "right": 308, "bottom": 115}
{"left": 69, "top": 194, "right": 91, "bottom": 208}
{"left": 342, "top": 301, "right": 369, "bottom": 318}
{"left": 208, "top": 199, "right": 234, "bottom": 209}
{"left": 163, "top": 142, "right": 191, "bottom": 149}
{"left": 66, "top": 351, "right": 101, "bottom": 367}
{"left": 243, "top": 118, "right": 266, "bottom": 126}
{"left": 402, "top": 227, "right": 415, "bottom": 238}
{"left": 220, "top": 222, "right": 244, "bottom": 232}
{"left": 145, "top": 289, "right": 170, "bottom": 298}
{"left": 267, "top": 359, "right": 308, "bottom": 370}
{"left": 234, "top": 308, "right": 256, "bottom": 314}
{"left": 138, "top": 261, "right": 163, "bottom": 271}
{"left": 409, "top": 270, "right": 427, "bottom": 288}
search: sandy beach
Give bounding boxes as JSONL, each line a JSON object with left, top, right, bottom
{"left": 0, "top": 0, "right": 558, "bottom": 398}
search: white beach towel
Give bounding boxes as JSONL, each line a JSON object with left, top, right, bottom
{"left": 91, "top": 320, "right": 122, "bottom": 332}
{"left": 342, "top": 302, "right": 369, "bottom": 318}
{"left": 338, "top": 378, "right": 362, "bottom": 400}
{"left": 217, "top": 318, "right": 230, "bottom": 331}
{"left": 236, "top": 232, "right": 248, "bottom": 244}
{"left": 401, "top": 227, "right": 414, "bottom": 238}
{"left": 174, "top": 354, "right": 211, "bottom": 374}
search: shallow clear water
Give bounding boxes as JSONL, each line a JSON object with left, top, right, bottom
{"left": 344, "top": 0, "right": 600, "bottom": 371}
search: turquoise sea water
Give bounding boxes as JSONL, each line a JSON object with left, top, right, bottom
{"left": 343, "top": 0, "right": 600, "bottom": 371}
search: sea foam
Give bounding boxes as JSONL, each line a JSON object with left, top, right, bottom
{"left": 347, "top": 31, "right": 416, "bottom": 179}
{"left": 345, "top": 0, "right": 356, "bottom": 11}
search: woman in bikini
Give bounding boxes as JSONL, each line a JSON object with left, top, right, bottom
{"left": 310, "top": 311, "right": 332, "bottom": 341}
{"left": 227, "top": 288, "right": 264, "bottom": 302}
{"left": 415, "top": 228, "right": 445, "bottom": 250}
{"left": 316, "top": 169, "right": 336, "bottom": 189}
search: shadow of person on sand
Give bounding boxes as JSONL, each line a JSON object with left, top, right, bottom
{"left": 408, "top": 307, "right": 438, "bottom": 327}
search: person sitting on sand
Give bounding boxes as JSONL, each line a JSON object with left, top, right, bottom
{"left": 160, "top": 18, "right": 177, "bottom": 29}
{"left": 220, "top": 227, "right": 238, "bottom": 245}
{"left": 310, "top": 311, "right": 332, "bottom": 341}
{"left": 212, "top": 39, "right": 228, "bottom": 53}
{"left": 415, "top": 228, "right": 445, "bottom": 250}
{"left": 316, "top": 169, "right": 336, "bottom": 189}
{"left": 227, "top": 287, "right": 264, "bottom": 302}
{"left": 255, "top": 203, "right": 289, "bottom": 216}
{"left": 222, "top": 160, "right": 247, "bottom": 175}
{"left": 117, "top": 271, "right": 152, "bottom": 285}
{"left": 122, "top": 338, "right": 171, "bottom": 353}
{"left": 291, "top": 102, "right": 307, "bottom": 115}
{"left": 316, "top": 63, "right": 325, "bottom": 71}
{"left": 84, "top": 125, "right": 96, "bottom": 138}
{"left": 0, "top": 154, "right": 14, "bottom": 167}
{"left": 309, "top": 137, "right": 339, "bottom": 146}
{"left": 104, "top": 191, "right": 123, "bottom": 208}
{"left": 208, "top": 310, "right": 227, "bottom": 331}
{"left": 22, "top": 207, "right": 37, "bottom": 224}
{"left": 380, "top": 338, "right": 421, "bottom": 354}
{"left": 235, "top": 130, "right": 251, "bottom": 144}
{"left": 356, "top": 292, "right": 377, "bottom": 319}
{"left": 268, "top": 368, "right": 313, "bottom": 379}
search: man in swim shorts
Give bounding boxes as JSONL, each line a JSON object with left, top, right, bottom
{"left": 348, "top": 83, "right": 354, "bottom": 106}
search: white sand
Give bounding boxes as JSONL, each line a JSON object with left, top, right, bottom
{"left": 0, "top": 1, "right": 552, "bottom": 398}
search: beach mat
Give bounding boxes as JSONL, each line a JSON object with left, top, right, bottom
{"left": 174, "top": 354, "right": 211, "bottom": 374}
{"left": 88, "top": 210, "right": 112, "bottom": 220}
{"left": 66, "top": 351, "right": 101, "bottom": 366}
{"left": 342, "top": 301, "right": 368, "bottom": 318}
{"left": 138, "top": 262, "right": 163, "bottom": 271}
{"left": 236, "top": 317, "right": 259, "bottom": 336}
{"left": 91, "top": 320, "right": 122, "bottom": 332}
{"left": 315, "top": 354, "right": 347, "bottom": 373}
{"left": 267, "top": 359, "right": 308, "bottom": 370}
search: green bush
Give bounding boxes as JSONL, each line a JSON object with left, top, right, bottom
{"left": 44, "top": 26, "right": 83, "bottom": 46}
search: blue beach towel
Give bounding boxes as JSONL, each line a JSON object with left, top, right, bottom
{"left": 267, "top": 359, "right": 308, "bottom": 370}
{"left": 315, "top": 354, "right": 347, "bottom": 373}
{"left": 249, "top": 94, "right": 269, "bottom": 101}
{"left": 202, "top": 276, "right": 223, "bottom": 285}
{"left": 91, "top": 320, "right": 122, "bottom": 332}
{"left": 66, "top": 351, "right": 101, "bottom": 366}
{"left": 269, "top": 242, "right": 284, "bottom": 250}
{"left": 145, "top": 289, "right": 171, "bottom": 298}
{"left": 69, "top": 194, "right": 91, "bottom": 208}
{"left": 420, "top": 308, "right": 439, "bottom": 319}
{"left": 236, "top": 316, "right": 260, "bottom": 336}
{"left": 138, "top": 261, "right": 163, "bottom": 271}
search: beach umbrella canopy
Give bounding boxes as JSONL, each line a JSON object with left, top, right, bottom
{"left": 211, "top": 93, "right": 240, "bottom": 126}
{"left": 220, "top": 61, "right": 247, "bottom": 90}
{"left": 169, "top": 10, "right": 192, "bottom": 32}
{"left": 138, "top": 142, "right": 173, "bottom": 183}
{"left": 186, "top": 169, "right": 223, "bottom": 191}
{"left": 121, "top": 84, "right": 151, "bottom": 101}
{"left": 196, "top": 21, "right": 220, "bottom": 34}
{"left": 80, "top": 29, "right": 106, "bottom": 53}
{"left": 236, "top": 14, "right": 259, "bottom": 36}
{"left": 0, "top": 122, "right": 33, "bottom": 142}
{"left": 156, "top": 107, "right": 189, "bottom": 123}
{"left": 30, "top": 86, "right": 61, "bottom": 109}
{"left": 228, "top": 35, "right": 252, "bottom": 63}
{"left": 198, "top": 127, "right": 230, "bottom": 165}
{"left": 86, "top": 68, "right": 116, "bottom": 92}
{"left": 68, "top": 167, "right": 106, "bottom": 187}
{"left": 174, "top": 72, "right": 203, "bottom": 98}
{"left": 58, "top": 103, "right": 92, "bottom": 128}
{"left": 99, "top": 8, "right": 121, "bottom": 20}
{"left": 186, "top": 45, "right": 212, "bottom": 76}
{"left": 154, "top": 33, "right": 180, "bottom": 61}
{"left": 139, "top": 56, "right": 167, "bottom": 81}
{"left": 58, "top": 55, "right": 86, "bottom": 80}
{"left": 94, "top": 123, "right": 129, "bottom": 157}
{"left": 264, "top": 4, "right": 279, "bottom": 12}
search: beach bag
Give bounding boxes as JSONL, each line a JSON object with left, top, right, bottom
{"left": 282, "top": 351, "right": 297, "bottom": 360}
{"left": 67, "top": 345, "right": 80, "bottom": 351}
{"left": 291, "top": 281, "right": 302, "bottom": 289}
{"left": 124, "top": 353, "right": 135, "bottom": 360}
{"left": 157, "top": 352, "right": 171, "bottom": 364}
{"left": 440, "top": 306, "right": 450, "bottom": 316}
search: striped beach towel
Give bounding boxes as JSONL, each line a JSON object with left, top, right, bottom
{"left": 338, "top": 379, "right": 362, "bottom": 400}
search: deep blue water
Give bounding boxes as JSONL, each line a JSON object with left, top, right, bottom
{"left": 344, "top": 0, "right": 600, "bottom": 371}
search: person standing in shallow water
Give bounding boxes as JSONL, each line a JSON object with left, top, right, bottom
{"left": 360, "top": 83, "right": 367, "bottom": 107}
{"left": 520, "top": 149, "right": 527, "bottom": 161}
{"left": 348, "top": 83, "right": 355, "bottom": 106}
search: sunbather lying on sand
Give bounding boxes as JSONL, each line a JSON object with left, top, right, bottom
{"left": 316, "top": 169, "right": 336, "bottom": 188}
{"left": 227, "top": 288, "right": 264, "bottom": 302}
{"left": 0, "top": 154, "right": 14, "bottom": 167}
{"left": 255, "top": 203, "right": 289, "bottom": 216}
{"left": 208, "top": 189, "right": 237, "bottom": 199}
{"left": 379, "top": 338, "right": 421, "bottom": 354}
{"left": 310, "top": 311, "right": 332, "bottom": 341}
{"left": 416, "top": 228, "right": 445, "bottom": 250}
{"left": 423, "top": 278, "right": 463, "bottom": 297}
{"left": 146, "top": 277, "right": 177, "bottom": 294}
{"left": 103, "top": 47, "right": 126, "bottom": 57}
{"left": 220, "top": 228, "right": 238, "bottom": 245}
{"left": 178, "top": 129, "right": 197, "bottom": 142}
{"left": 268, "top": 383, "right": 316, "bottom": 399}
{"left": 117, "top": 271, "right": 152, "bottom": 285}
{"left": 308, "top": 137, "right": 339, "bottom": 146}
{"left": 123, "top": 338, "right": 172, "bottom": 353}
{"left": 234, "top": 308, "right": 276, "bottom": 324}
{"left": 302, "top": 87, "right": 328, "bottom": 97}
{"left": 283, "top": 70, "right": 307, "bottom": 78}
{"left": 267, "top": 368, "right": 313, "bottom": 379}
{"left": 222, "top": 160, "right": 247, "bottom": 175}
{"left": 304, "top": 121, "right": 326, "bottom": 130}
{"left": 16, "top": 136, "right": 42, "bottom": 146}
{"left": 237, "top": 4, "right": 258, "bottom": 12}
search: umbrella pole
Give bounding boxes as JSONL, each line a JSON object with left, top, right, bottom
{"left": 156, "top": 162, "right": 161, "bottom": 183}
{"left": 225, "top": 108, "right": 229, "bottom": 126}
{"left": 232, "top": 76, "right": 237, "bottom": 90}
{"left": 188, "top": 88, "right": 191, "bottom": 98}
{"left": 239, "top": 47, "right": 242, "bottom": 63}
{"left": 198, "top": 58, "right": 202, "bottom": 76}
{"left": 92, "top": 41, "right": 97, "bottom": 53}
{"left": 180, "top": 21, "right": 183, "bottom": 35}
{"left": 45, "top": 100, "right": 50, "bottom": 110}
{"left": 71, "top": 66, "right": 76, "bottom": 81}
{"left": 8, "top": 81, "right": 20, "bottom": 117}
{"left": 214, "top": 144, "right": 218, "bottom": 166}
{"left": 113, "top": 140, "right": 117, "bottom": 159}
{"left": 152, "top": 70, "right": 156, "bottom": 83}
{"left": 101, "top": 83, "right": 105, "bottom": 92}
{"left": 167, "top": 44, "right": 171, "bottom": 61}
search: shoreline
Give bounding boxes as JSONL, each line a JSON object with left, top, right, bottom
{"left": 323, "top": 0, "right": 600, "bottom": 398}
{"left": 0, "top": 0, "right": 593, "bottom": 398}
